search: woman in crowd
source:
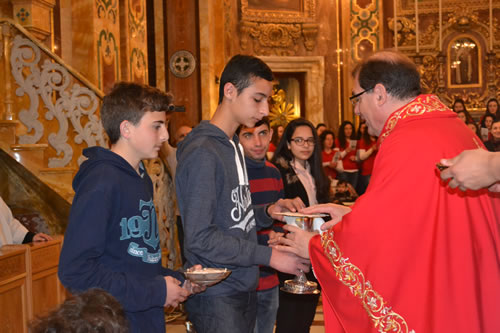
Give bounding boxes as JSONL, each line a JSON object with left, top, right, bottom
{"left": 271, "top": 118, "right": 330, "bottom": 333}
{"left": 267, "top": 124, "right": 284, "bottom": 160}
{"left": 456, "top": 110, "right": 474, "bottom": 123}
{"left": 484, "top": 118, "right": 500, "bottom": 152}
{"left": 485, "top": 98, "right": 499, "bottom": 118}
{"left": 316, "top": 123, "right": 327, "bottom": 137}
{"left": 467, "top": 121, "right": 481, "bottom": 138}
{"left": 319, "top": 129, "right": 337, "bottom": 180}
{"left": 480, "top": 114, "right": 496, "bottom": 141}
{"left": 452, "top": 99, "right": 467, "bottom": 113}
{"left": 356, "top": 122, "right": 378, "bottom": 195}
{"left": 335, "top": 121, "right": 359, "bottom": 189}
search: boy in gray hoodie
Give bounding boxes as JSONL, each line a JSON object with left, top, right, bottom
{"left": 176, "top": 55, "right": 309, "bottom": 333}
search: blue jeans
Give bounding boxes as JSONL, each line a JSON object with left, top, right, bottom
{"left": 254, "top": 286, "right": 279, "bottom": 333}
{"left": 186, "top": 292, "right": 257, "bottom": 333}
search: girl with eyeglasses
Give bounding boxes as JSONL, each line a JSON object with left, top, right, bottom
{"left": 271, "top": 118, "right": 330, "bottom": 333}
{"left": 335, "top": 120, "right": 359, "bottom": 190}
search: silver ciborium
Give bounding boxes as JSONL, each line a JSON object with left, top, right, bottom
{"left": 281, "top": 213, "right": 325, "bottom": 294}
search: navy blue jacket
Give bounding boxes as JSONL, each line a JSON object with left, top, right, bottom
{"left": 59, "top": 146, "right": 183, "bottom": 333}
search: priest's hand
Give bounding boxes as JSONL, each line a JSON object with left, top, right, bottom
{"left": 300, "top": 203, "right": 352, "bottom": 231}
{"left": 440, "top": 149, "right": 500, "bottom": 192}
{"left": 269, "top": 248, "right": 310, "bottom": 275}
{"left": 270, "top": 224, "right": 316, "bottom": 259}
{"left": 267, "top": 197, "right": 305, "bottom": 221}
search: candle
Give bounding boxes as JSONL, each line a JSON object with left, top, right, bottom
{"left": 415, "top": 0, "right": 419, "bottom": 53}
{"left": 490, "top": 0, "right": 493, "bottom": 51}
{"left": 439, "top": 0, "right": 442, "bottom": 52}
{"left": 394, "top": 0, "right": 398, "bottom": 50}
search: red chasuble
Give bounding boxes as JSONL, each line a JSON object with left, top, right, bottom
{"left": 310, "top": 95, "right": 500, "bottom": 333}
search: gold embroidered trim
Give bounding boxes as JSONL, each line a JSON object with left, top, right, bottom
{"left": 379, "top": 94, "right": 449, "bottom": 145}
{"left": 321, "top": 232, "right": 414, "bottom": 333}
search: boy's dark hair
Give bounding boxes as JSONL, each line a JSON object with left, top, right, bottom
{"left": 353, "top": 51, "right": 421, "bottom": 101}
{"left": 30, "top": 288, "right": 129, "bottom": 333}
{"left": 218, "top": 55, "right": 274, "bottom": 104}
{"left": 101, "top": 82, "right": 174, "bottom": 144}
{"left": 236, "top": 117, "right": 271, "bottom": 136}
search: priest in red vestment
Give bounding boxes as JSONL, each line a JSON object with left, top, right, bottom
{"left": 274, "top": 51, "right": 500, "bottom": 333}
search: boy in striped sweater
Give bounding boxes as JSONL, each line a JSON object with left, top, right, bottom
{"left": 237, "top": 117, "right": 285, "bottom": 333}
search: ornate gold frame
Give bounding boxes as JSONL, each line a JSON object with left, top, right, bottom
{"left": 240, "top": 0, "right": 316, "bottom": 23}
{"left": 447, "top": 34, "right": 483, "bottom": 89}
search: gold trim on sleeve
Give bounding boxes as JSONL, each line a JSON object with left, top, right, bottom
{"left": 321, "top": 232, "right": 415, "bottom": 333}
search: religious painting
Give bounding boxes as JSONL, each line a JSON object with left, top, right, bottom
{"left": 447, "top": 35, "right": 482, "bottom": 88}
{"left": 248, "top": 0, "right": 302, "bottom": 12}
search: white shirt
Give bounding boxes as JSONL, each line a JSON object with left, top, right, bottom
{"left": 0, "top": 196, "right": 28, "bottom": 246}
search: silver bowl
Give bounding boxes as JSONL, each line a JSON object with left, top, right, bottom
{"left": 184, "top": 268, "right": 231, "bottom": 287}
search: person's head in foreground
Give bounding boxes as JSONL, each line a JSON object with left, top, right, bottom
{"left": 30, "top": 288, "right": 129, "bottom": 333}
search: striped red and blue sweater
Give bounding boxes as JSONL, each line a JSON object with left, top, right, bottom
{"left": 245, "top": 156, "right": 284, "bottom": 291}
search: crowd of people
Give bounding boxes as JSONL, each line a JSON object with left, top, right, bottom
{"left": 2, "top": 51, "right": 499, "bottom": 333}
{"left": 452, "top": 97, "right": 500, "bottom": 151}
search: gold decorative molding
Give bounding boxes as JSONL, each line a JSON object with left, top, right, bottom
{"left": 240, "top": 0, "right": 319, "bottom": 55}
{"left": 388, "top": 16, "right": 415, "bottom": 47}
{"left": 398, "top": 0, "right": 499, "bottom": 15}
{"left": 259, "top": 56, "right": 324, "bottom": 126}
{"left": 241, "top": 0, "right": 316, "bottom": 23}
{"left": 241, "top": 21, "right": 301, "bottom": 56}
{"left": 301, "top": 23, "right": 319, "bottom": 51}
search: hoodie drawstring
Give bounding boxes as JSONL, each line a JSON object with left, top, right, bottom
{"left": 229, "top": 140, "right": 248, "bottom": 186}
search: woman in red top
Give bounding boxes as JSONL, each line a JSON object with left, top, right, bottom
{"left": 356, "top": 122, "right": 378, "bottom": 195}
{"left": 267, "top": 124, "right": 284, "bottom": 160}
{"left": 335, "top": 121, "right": 359, "bottom": 189}
{"left": 319, "top": 130, "right": 337, "bottom": 180}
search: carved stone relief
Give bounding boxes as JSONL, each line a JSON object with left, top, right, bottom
{"left": 239, "top": 0, "right": 319, "bottom": 56}
{"left": 11, "top": 35, "right": 106, "bottom": 167}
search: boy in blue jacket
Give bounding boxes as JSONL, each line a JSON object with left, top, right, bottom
{"left": 59, "top": 82, "right": 197, "bottom": 333}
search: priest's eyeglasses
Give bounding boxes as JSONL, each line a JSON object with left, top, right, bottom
{"left": 349, "top": 88, "right": 373, "bottom": 106}
{"left": 291, "top": 137, "right": 316, "bottom": 146}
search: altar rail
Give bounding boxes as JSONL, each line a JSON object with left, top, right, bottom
{"left": 0, "top": 236, "right": 66, "bottom": 333}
